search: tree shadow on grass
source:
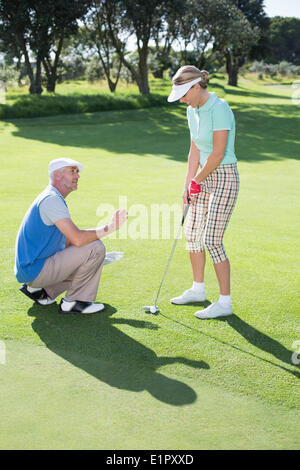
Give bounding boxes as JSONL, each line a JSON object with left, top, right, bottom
{"left": 27, "top": 303, "right": 209, "bottom": 406}
{"left": 227, "top": 87, "right": 290, "bottom": 101}
{"left": 232, "top": 104, "right": 300, "bottom": 162}
{"left": 5, "top": 101, "right": 300, "bottom": 164}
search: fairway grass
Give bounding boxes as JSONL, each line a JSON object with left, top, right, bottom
{"left": 0, "top": 76, "right": 299, "bottom": 449}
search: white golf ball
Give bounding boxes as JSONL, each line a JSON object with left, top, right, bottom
{"left": 150, "top": 306, "right": 157, "bottom": 314}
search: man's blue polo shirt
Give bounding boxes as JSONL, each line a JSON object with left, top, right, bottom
{"left": 14, "top": 186, "right": 68, "bottom": 283}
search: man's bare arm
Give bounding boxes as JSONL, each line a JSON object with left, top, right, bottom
{"left": 55, "top": 209, "right": 127, "bottom": 247}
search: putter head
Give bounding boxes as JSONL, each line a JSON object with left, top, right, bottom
{"left": 143, "top": 305, "right": 159, "bottom": 314}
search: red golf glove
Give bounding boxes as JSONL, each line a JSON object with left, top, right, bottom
{"left": 189, "top": 179, "right": 201, "bottom": 197}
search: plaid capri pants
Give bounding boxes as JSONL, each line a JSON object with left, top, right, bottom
{"left": 185, "top": 163, "right": 239, "bottom": 264}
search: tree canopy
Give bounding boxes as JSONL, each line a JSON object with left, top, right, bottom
{"left": 264, "top": 16, "right": 300, "bottom": 65}
{"left": 0, "top": 0, "right": 299, "bottom": 94}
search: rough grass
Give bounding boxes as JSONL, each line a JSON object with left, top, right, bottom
{"left": 0, "top": 76, "right": 226, "bottom": 119}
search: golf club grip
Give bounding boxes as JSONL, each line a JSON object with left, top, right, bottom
{"left": 181, "top": 202, "right": 190, "bottom": 225}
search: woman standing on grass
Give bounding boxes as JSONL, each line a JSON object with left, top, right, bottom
{"left": 168, "top": 66, "right": 239, "bottom": 319}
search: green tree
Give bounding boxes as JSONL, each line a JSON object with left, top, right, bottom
{"left": 0, "top": 0, "right": 90, "bottom": 94}
{"left": 0, "top": 1, "right": 40, "bottom": 93}
{"left": 41, "top": 0, "right": 90, "bottom": 92}
{"left": 171, "top": 0, "right": 264, "bottom": 86}
{"left": 175, "top": 0, "right": 214, "bottom": 69}
{"left": 102, "top": 0, "right": 183, "bottom": 94}
{"left": 219, "top": 0, "right": 267, "bottom": 86}
{"left": 150, "top": 0, "right": 184, "bottom": 79}
{"left": 83, "top": 1, "right": 123, "bottom": 92}
{"left": 265, "top": 17, "right": 300, "bottom": 65}
{"left": 57, "top": 35, "right": 89, "bottom": 81}
{"left": 148, "top": 47, "right": 175, "bottom": 79}
{"left": 232, "top": 0, "right": 270, "bottom": 61}
{"left": 172, "top": 0, "right": 262, "bottom": 86}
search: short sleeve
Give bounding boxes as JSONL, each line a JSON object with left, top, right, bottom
{"left": 39, "top": 196, "right": 71, "bottom": 226}
{"left": 212, "top": 101, "right": 233, "bottom": 131}
{"left": 186, "top": 106, "right": 198, "bottom": 140}
{"left": 186, "top": 106, "right": 192, "bottom": 133}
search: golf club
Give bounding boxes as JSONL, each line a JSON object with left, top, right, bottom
{"left": 143, "top": 201, "right": 190, "bottom": 314}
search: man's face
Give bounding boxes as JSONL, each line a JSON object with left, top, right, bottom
{"left": 61, "top": 166, "right": 80, "bottom": 192}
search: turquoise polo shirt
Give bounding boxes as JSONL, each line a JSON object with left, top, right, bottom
{"left": 187, "top": 92, "right": 237, "bottom": 166}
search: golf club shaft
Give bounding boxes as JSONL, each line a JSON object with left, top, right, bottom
{"left": 154, "top": 203, "right": 190, "bottom": 306}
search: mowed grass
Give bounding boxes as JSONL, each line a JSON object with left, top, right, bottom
{"left": 0, "top": 76, "right": 299, "bottom": 449}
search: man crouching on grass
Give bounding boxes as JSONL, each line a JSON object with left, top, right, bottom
{"left": 14, "top": 158, "right": 127, "bottom": 314}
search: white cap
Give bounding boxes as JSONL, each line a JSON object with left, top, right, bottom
{"left": 167, "top": 77, "right": 202, "bottom": 102}
{"left": 48, "top": 158, "right": 83, "bottom": 177}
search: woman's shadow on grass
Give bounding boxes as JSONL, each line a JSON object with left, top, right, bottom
{"left": 162, "top": 309, "right": 299, "bottom": 380}
{"left": 225, "top": 314, "right": 300, "bottom": 379}
{"left": 27, "top": 303, "right": 209, "bottom": 406}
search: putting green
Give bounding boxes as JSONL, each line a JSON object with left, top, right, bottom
{"left": 0, "top": 75, "right": 299, "bottom": 449}
{"left": 1, "top": 339, "right": 298, "bottom": 450}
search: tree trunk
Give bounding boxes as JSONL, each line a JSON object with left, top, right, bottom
{"left": 225, "top": 51, "right": 239, "bottom": 87}
{"left": 46, "top": 74, "right": 56, "bottom": 93}
{"left": 137, "top": 45, "right": 150, "bottom": 94}
{"left": 43, "top": 58, "right": 57, "bottom": 93}
{"left": 152, "top": 69, "right": 163, "bottom": 79}
{"left": 95, "top": 41, "right": 122, "bottom": 93}
{"left": 136, "top": 73, "right": 150, "bottom": 94}
{"left": 107, "top": 78, "right": 116, "bottom": 92}
{"left": 34, "top": 59, "right": 43, "bottom": 94}
{"left": 107, "top": 19, "right": 150, "bottom": 94}
{"left": 107, "top": 58, "right": 122, "bottom": 92}
{"left": 17, "top": 33, "right": 43, "bottom": 94}
{"left": 43, "top": 36, "right": 64, "bottom": 93}
{"left": 228, "top": 66, "right": 239, "bottom": 87}
{"left": 21, "top": 39, "right": 36, "bottom": 94}
{"left": 29, "top": 59, "right": 43, "bottom": 94}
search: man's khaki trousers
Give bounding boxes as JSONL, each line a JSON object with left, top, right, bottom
{"left": 29, "top": 240, "right": 106, "bottom": 302}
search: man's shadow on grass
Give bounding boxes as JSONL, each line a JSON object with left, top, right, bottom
{"left": 27, "top": 303, "right": 209, "bottom": 406}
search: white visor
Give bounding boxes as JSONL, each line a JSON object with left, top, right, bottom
{"left": 167, "top": 77, "right": 202, "bottom": 102}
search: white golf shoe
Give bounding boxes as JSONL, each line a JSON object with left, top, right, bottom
{"left": 194, "top": 302, "right": 232, "bottom": 319}
{"left": 171, "top": 288, "right": 206, "bottom": 305}
{"left": 60, "top": 299, "right": 105, "bottom": 314}
{"left": 20, "top": 284, "right": 56, "bottom": 306}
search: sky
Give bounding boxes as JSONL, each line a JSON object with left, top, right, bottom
{"left": 264, "top": 0, "right": 300, "bottom": 18}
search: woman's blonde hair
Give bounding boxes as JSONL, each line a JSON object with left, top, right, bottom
{"left": 172, "top": 66, "right": 209, "bottom": 89}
